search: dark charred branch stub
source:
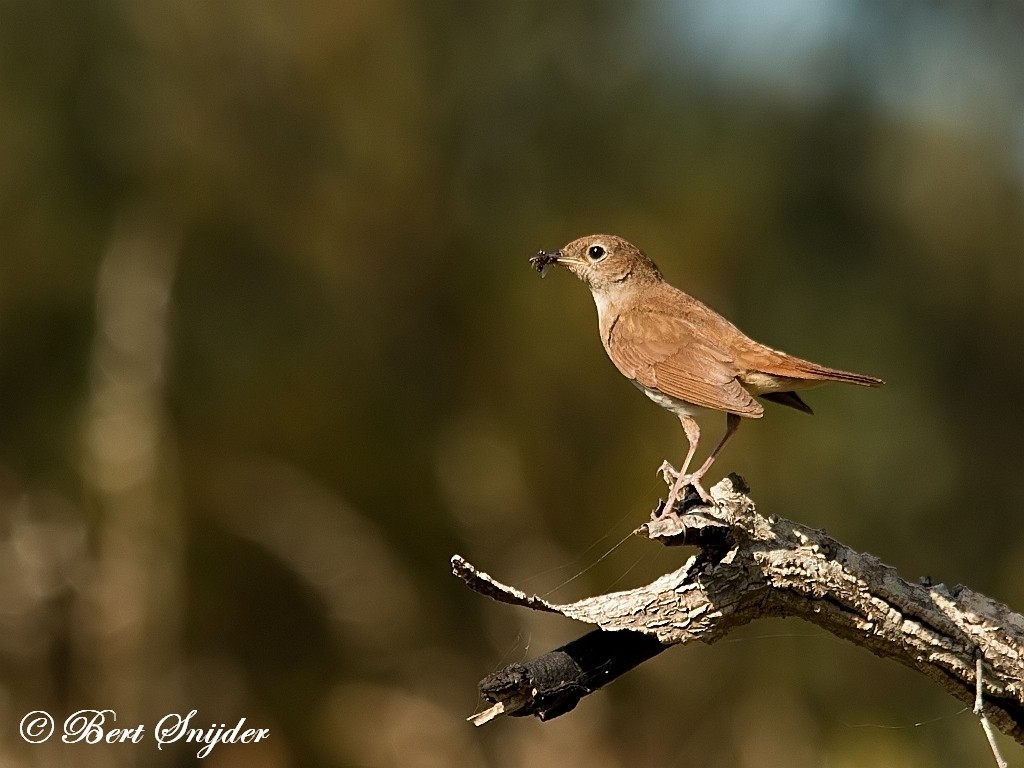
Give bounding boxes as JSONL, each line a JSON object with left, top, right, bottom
{"left": 470, "top": 630, "right": 667, "bottom": 724}
{"left": 454, "top": 475, "right": 1024, "bottom": 745}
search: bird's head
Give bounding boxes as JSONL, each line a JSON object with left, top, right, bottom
{"left": 530, "top": 234, "right": 662, "bottom": 293}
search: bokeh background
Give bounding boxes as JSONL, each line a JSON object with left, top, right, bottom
{"left": 1, "top": 1, "right": 1022, "bottom": 766}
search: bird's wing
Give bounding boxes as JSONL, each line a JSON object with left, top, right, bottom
{"left": 608, "top": 307, "right": 764, "bottom": 418}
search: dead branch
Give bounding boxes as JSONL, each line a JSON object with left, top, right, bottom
{"left": 454, "top": 475, "right": 1024, "bottom": 744}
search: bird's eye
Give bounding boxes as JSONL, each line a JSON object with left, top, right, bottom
{"left": 587, "top": 244, "right": 607, "bottom": 261}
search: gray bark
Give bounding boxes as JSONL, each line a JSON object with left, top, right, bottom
{"left": 455, "top": 475, "right": 1024, "bottom": 743}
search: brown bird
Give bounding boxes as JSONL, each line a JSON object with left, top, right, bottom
{"left": 530, "top": 234, "right": 883, "bottom": 514}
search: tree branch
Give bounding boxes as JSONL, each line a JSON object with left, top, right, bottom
{"left": 453, "top": 475, "right": 1024, "bottom": 744}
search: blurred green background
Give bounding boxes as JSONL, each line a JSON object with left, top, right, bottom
{"left": 1, "top": 1, "right": 1022, "bottom": 766}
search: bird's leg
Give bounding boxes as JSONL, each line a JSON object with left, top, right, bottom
{"left": 661, "top": 415, "right": 703, "bottom": 513}
{"left": 686, "top": 413, "right": 742, "bottom": 499}
{"left": 661, "top": 413, "right": 742, "bottom": 513}
{"left": 658, "top": 415, "right": 699, "bottom": 484}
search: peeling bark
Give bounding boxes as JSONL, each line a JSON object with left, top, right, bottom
{"left": 454, "top": 475, "right": 1024, "bottom": 743}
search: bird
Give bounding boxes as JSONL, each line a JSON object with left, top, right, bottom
{"left": 529, "top": 234, "right": 883, "bottom": 515}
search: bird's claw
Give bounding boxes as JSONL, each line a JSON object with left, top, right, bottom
{"left": 660, "top": 474, "right": 713, "bottom": 517}
{"left": 689, "top": 480, "right": 713, "bottom": 504}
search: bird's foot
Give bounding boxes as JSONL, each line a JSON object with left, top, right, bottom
{"left": 658, "top": 460, "right": 679, "bottom": 485}
{"left": 658, "top": 470, "right": 713, "bottom": 517}
{"left": 689, "top": 478, "right": 713, "bottom": 504}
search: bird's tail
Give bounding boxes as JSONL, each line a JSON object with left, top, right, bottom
{"left": 766, "top": 352, "right": 884, "bottom": 387}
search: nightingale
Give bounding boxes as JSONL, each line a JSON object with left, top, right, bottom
{"left": 530, "top": 234, "right": 883, "bottom": 514}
